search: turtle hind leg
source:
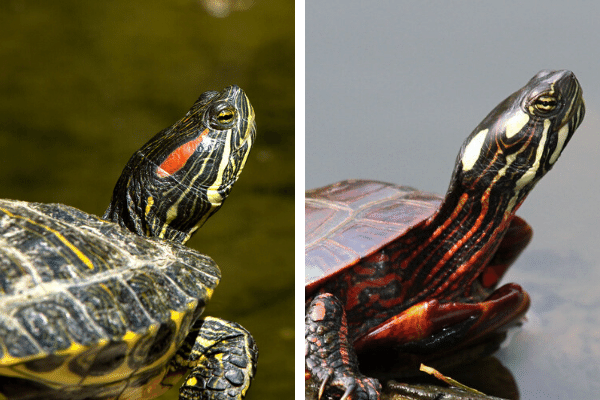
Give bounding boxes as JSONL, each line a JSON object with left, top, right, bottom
{"left": 306, "top": 293, "right": 381, "bottom": 400}
{"left": 175, "top": 316, "right": 258, "bottom": 400}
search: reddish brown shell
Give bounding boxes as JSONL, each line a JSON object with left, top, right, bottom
{"left": 305, "top": 179, "right": 443, "bottom": 289}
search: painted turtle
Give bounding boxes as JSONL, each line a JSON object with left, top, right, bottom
{"left": 305, "top": 70, "right": 585, "bottom": 399}
{"left": 0, "top": 86, "right": 258, "bottom": 400}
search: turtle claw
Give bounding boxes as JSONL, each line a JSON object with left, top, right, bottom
{"left": 312, "top": 367, "right": 379, "bottom": 400}
{"left": 338, "top": 377, "right": 356, "bottom": 400}
{"left": 318, "top": 375, "right": 327, "bottom": 399}
{"left": 336, "top": 376, "right": 380, "bottom": 400}
{"left": 339, "top": 385, "right": 353, "bottom": 400}
{"left": 306, "top": 294, "right": 382, "bottom": 400}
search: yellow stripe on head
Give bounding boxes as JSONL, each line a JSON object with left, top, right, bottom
{"left": 461, "top": 129, "right": 488, "bottom": 172}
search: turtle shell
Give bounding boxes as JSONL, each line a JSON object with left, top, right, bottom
{"left": 305, "top": 179, "right": 442, "bottom": 291}
{"left": 0, "top": 199, "right": 219, "bottom": 398}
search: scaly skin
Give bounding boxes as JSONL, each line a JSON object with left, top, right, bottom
{"left": 176, "top": 318, "right": 258, "bottom": 400}
{"left": 306, "top": 294, "right": 380, "bottom": 400}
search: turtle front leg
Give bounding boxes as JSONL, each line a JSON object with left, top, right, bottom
{"left": 175, "top": 316, "right": 258, "bottom": 400}
{"left": 354, "top": 283, "right": 530, "bottom": 355}
{"left": 306, "top": 293, "right": 381, "bottom": 400}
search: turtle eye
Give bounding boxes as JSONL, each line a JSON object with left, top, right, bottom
{"left": 209, "top": 105, "right": 237, "bottom": 129}
{"left": 531, "top": 94, "right": 559, "bottom": 115}
{"left": 217, "top": 109, "right": 235, "bottom": 124}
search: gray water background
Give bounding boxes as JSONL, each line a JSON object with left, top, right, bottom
{"left": 306, "top": 2, "right": 600, "bottom": 398}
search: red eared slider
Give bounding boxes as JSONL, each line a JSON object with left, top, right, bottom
{"left": 305, "top": 70, "right": 585, "bottom": 399}
{"left": 0, "top": 86, "right": 258, "bottom": 400}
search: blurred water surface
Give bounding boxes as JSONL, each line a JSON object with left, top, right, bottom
{"left": 0, "top": 1, "right": 294, "bottom": 399}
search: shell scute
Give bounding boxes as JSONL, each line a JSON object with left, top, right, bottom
{"left": 308, "top": 180, "right": 415, "bottom": 211}
{"left": 125, "top": 271, "right": 174, "bottom": 324}
{"left": 136, "top": 267, "right": 196, "bottom": 315}
{"left": 163, "top": 261, "right": 214, "bottom": 312}
{"left": 0, "top": 319, "right": 38, "bottom": 359}
{"left": 15, "top": 292, "right": 103, "bottom": 352}
{"left": 305, "top": 180, "right": 443, "bottom": 287}
{"left": 0, "top": 251, "right": 28, "bottom": 296}
{"left": 305, "top": 242, "right": 359, "bottom": 287}
{"left": 67, "top": 278, "right": 151, "bottom": 338}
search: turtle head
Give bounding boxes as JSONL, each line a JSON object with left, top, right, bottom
{"left": 104, "top": 85, "right": 256, "bottom": 244}
{"left": 449, "top": 70, "right": 584, "bottom": 213}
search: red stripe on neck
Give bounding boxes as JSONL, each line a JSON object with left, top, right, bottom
{"left": 157, "top": 128, "right": 209, "bottom": 178}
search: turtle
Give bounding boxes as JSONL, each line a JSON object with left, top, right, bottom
{"left": 0, "top": 85, "right": 258, "bottom": 400}
{"left": 305, "top": 70, "right": 585, "bottom": 400}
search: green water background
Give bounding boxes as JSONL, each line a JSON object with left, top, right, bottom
{"left": 0, "top": 1, "right": 294, "bottom": 398}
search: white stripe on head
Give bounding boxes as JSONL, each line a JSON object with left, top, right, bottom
{"left": 549, "top": 123, "right": 569, "bottom": 165}
{"left": 504, "top": 110, "right": 530, "bottom": 138}
{"left": 514, "top": 118, "right": 550, "bottom": 190}
{"left": 462, "top": 129, "right": 488, "bottom": 171}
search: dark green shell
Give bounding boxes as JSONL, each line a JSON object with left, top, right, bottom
{"left": 0, "top": 199, "right": 219, "bottom": 396}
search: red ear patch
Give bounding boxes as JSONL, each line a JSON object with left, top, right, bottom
{"left": 157, "top": 128, "right": 209, "bottom": 178}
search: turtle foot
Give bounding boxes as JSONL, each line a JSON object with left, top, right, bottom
{"left": 306, "top": 294, "right": 381, "bottom": 400}
{"left": 307, "top": 368, "right": 380, "bottom": 400}
{"left": 177, "top": 317, "right": 257, "bottom": 400}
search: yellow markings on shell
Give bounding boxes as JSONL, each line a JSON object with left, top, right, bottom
{"left": 0, "top": 348, "right": 43, "bottom": 368}
{"left": 148, "top": 323, "right": 159, "bottom": 335}
{"left": 81, "top": 322, "right": 163, "bottom": 386}
{"left": 171, "top": 310, "right": 184, "bottom": 323}
{"left": 186, "top": 376, "right": 198, "bottom": 386}
{"left": 0, "top": 339, "right": 104, "bottom": 385}
{"left": 461, "top": 129, "right": 488, "bottom": 171}
{"left": 504, "top": 110, "right": 530, "bottom": 138}
{"left": 50, "top": 230, "right": 94, "bottom": 270}
{"left": 122, "top": 330, "right": 140, "bottom": 342}
{"left": 0, "top": 207, "right": 94, "bottom": 270}
{"left": 121, "top": 306, "right": 196, "bottom": 379}
{"left": 37, "top": 341, "right": 101, "bottom": 385}
{"left": 170, "top": 302, "right": 195, "bottom": 330}
{"left": 514, "top": 118, "right": 549, "bottom": 191}
{"left": 549, "top": 123, "right": 569, "bottom": 165}
{"left": 56, "top": 341, "right": 89, "bottom": 356}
